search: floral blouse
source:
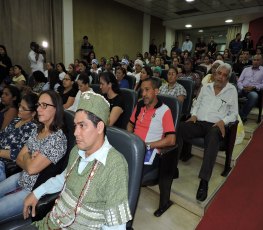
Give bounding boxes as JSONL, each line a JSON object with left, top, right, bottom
{"left": 18, "top": 128, "right": 67, "bottom": 191}
{"left": 0, "top": 117, "right": 38, "bottom": 161}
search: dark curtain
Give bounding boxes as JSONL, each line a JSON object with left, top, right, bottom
{"left": 0, "top": 0, "right": 63, "bottom": 74}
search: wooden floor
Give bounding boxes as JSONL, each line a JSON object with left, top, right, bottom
{"left": 133, "top": 110, "right": 261, "bottom": 230}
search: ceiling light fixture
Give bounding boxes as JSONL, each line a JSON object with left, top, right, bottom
{"left": 185, "top": 24, "right": 192, "bottom": 28}
{"left": 225, "top": 19, "right": 233, "bottom": 23}
{"left": 185, "top": 0, "right": 195, "bottom": 2}
{"left": 198, "top": 29, "right": 203, "bottom": 32}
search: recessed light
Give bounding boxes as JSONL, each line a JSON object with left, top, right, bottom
{"left": 185, "top": 24, "right": 192, "bottom": 28}
{"left": 218, "top": 34, "right": 223, "bottom": 37}
{"left": 185, "top": 0, "right": 195, "bottom": 2}
{"left": 225, "top": 19, "right": 233, "bottom": 23}
{"left": 198, "top": 29, "right": 203, "bottom": 32}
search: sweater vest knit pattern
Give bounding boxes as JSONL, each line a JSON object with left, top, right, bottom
{"left": 34, "top": 145, "right": 132, "bottom": 230}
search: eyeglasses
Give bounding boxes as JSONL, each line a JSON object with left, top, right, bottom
{"left": 18, "top": 103, "right": 33, "bottom": 112}
{"left": 36, "top": 102, "right": 56, "bottom": 109}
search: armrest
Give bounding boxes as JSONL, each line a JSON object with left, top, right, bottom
{"left": 32, "top": 192, "right": 60, "bottom": 222}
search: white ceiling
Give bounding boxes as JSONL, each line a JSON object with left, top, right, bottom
{"left": 114, "top": 0, "right": 263, "bottom": 30}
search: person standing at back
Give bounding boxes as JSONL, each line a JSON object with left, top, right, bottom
{"left": 28, "top": 42, "right": 44, "bottom": 74}
{"left": 81, "top": 35, "right": 94, "bottom": 61}
{"left": 182, "top": 35, "right": 193, "bottom": 55}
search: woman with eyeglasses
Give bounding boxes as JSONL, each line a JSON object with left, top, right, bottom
{"left": 0, "top": 85, "right": 20, "bottom": 130}
{"left": 58, "top": 73, "right": 77, "bottom": 109}
{"left": 0, "top": 92, "right": 38, "bottom": 182}
{"left": 0, "top": 90, "right": 67, "bottom": 222}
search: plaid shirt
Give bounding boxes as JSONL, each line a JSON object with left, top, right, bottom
{"left": 177, "top": 72, "right": 201, "bottom": 96}
{"left": 159, "top": 82, "right": 187, "bottom": 97}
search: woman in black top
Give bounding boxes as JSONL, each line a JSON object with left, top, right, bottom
{"left": 58, "top": 73, "right": 77, "bottom": 109}
{"left": 99, "top": 72, "right": 125, "bottom": 127}
{"left": 0, "top": 45, "right": 12, "bottom": 84}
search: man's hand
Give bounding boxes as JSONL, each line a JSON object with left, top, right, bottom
{"left": 23, "top": 192, "right": 39, "bottom": 219}
{"left": 186, "top": 115, "right": 197, "bottom": 123}
{"left": 243, "top": 86, "right": 255, "bottom": 92}
{"left": 213, "top": 120, "right": 225, "bottom": 137}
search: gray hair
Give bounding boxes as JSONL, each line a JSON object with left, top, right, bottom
{"left": 216, "top": 63, "right": 232, "bottom": 79}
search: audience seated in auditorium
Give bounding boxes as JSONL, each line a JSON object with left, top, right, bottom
{"left": 0, "top": 85, "right": 20, "bottom": 130}
{"left": 115, "top": 66, "right": 129, "bottom": 89}
{"left": 238, "top": 54, "right": 263, "bottom": 122}
{"left": 58, "top": 73, "right": 77, "bottom": 109}
{"left": 99, "top": 72, "right": 125, "bottom": 127}
{"left": 67, "top": 73, "right": 93, "bottom": 112}
{"left": 0, "top": 92, "right": 38, "bottom": 182}
{"left": 178, "top": 63, "right": 238, "bottom": 202}
{"left": 127, "top": 77, "right": 176, "bottom": 217}
{"left": 0, "top": 90, "right": 67, "bottom": 222}
{"left": 159, "top": 67, "right": 186, "bottom": 103}
{"left": 177, "top": 58, "right": 201, "bottom": 97}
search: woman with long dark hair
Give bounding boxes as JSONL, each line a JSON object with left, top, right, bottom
{"left": 0, "top": 45, "right": 12, "bottom": 84}
{"left": 0, "top": 85, "right": 20, "bottom": 130}
{"left": 99, "top": 72, "right": 125, "bottom": 127}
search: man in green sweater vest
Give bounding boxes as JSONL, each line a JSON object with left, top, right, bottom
{"left": 22, "top": 91, "right": 132, "bottom": 229}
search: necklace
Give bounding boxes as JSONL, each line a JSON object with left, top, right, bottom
{"left": 46, "top": 157, "right": 100, "bottom": 229}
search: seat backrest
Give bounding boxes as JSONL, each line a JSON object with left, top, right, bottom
{"left": 125, "top": 74, "right": 136, "bottom": 89}
{"left": 157, "top": 94, "right": 182, "bottom": 132}
{"left": 90, "top": 84, "right": 101, "bottom": 94}
{"left": 177, "top": 79, "right": 195, "bottom": 119}
{"left": 117, "top": 88, "right": 138, "bottom": 129}
{"left": 195, "top": 65, "right": 207, "bottom": 75}
{"left": 106, "top": 126, "right": 145, "bottom": 228}
{"left": 195, "top": 70, "right": 204, "bottom": 80}
{"left": 33, "top": 110, "right": 76, "bottom": 189}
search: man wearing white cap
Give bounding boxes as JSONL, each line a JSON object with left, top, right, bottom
{"left": 132, "top": 59, "right": 144, "bottom": 89}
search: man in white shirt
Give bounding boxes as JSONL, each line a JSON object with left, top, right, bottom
{"left": 178, "top": 63, "right": 238, "bottom": 202}
{"left": 181, "top": 35, "right": 193, "bottom": 54}
{"left": 28, "top": 42, "right": 44, "bottom": 73}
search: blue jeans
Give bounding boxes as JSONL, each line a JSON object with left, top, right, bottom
{"left": 239, "top": 90, "right": 259, "bottom": 119}
{"left": 0, "top": 161, "right": 6, "bottom": 182}
{"left": 0, "top": 172, "right": 30, "bottom": 223}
